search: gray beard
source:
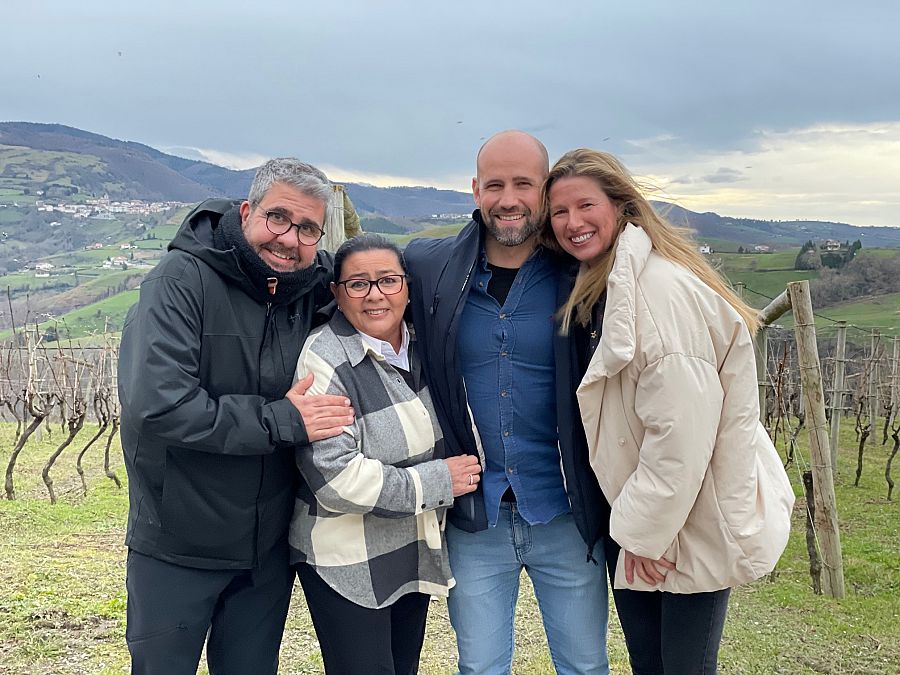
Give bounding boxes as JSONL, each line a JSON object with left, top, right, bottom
{"left": 484, "top": 213, "right": 542, "bottom": 247}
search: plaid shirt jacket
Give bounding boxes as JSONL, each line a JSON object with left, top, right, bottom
{"left": 288, "top": 312, "right": 454, "bottom": 609}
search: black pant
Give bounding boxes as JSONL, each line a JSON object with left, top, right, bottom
{"left": 612, "top": 585, "right": 731, "bottom": 675}
{"left": 295, "top": 562, "right": 430, "bottom": 675}
{"left": 125, "top": 548, "right": 294, "bottom": 675}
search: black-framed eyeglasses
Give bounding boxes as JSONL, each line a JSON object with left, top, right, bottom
{"left": 336, "top": 275, "right": 407, "bottom": 298}
{"left": 259, "top": 208, "right": 325, "bottom": 246}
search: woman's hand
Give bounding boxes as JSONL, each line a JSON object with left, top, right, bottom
{"left": 623, "top": 550, "right": 676, "bottom": 586}
{"left": 445, "top": 455, "right": 482, "bottom": 497}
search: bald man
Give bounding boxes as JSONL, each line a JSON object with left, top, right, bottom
{"left": 405, "top": 131, "right": 613, "bottom": 674}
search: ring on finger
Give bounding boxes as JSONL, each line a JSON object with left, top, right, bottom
{"left": 467, "top": 474, "right": 473, "bottom": 486}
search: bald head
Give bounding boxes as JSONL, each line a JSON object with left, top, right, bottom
{"left": 476, "top": 130, "right": 549, "bottom": 179}
{"left": 472, "top": 130, "right": 548, "bottom": 257}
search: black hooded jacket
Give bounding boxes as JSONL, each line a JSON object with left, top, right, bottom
{"left": 118, "top": 199, "right": 333, "bottom": 569}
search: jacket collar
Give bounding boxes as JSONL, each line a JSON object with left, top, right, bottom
{"left": 170, "top": 201, "right": 331, "bottom": 306}
{"left": 590, "top": 223, "right": 653, "bottom": 379}
{"left": 329, "top": 310, "right": 415, "bottom": 368}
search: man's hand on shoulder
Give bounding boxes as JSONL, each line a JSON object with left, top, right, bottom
{"left": 286, "top": 373, "right": 355, "bottom": 442}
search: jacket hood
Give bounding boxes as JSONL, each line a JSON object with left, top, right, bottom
{"left": 168, "top": 198, "right": 331, "bottom": 305}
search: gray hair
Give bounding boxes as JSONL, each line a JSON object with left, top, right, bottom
{"left": 248, "top": 158, "right": 334, "bottom": 225}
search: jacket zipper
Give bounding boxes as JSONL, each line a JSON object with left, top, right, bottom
{"left": 449, "top": 258, "right": 480, "bottom": 458}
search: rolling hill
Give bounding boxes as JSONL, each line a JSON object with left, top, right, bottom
{"left": 1, "top": 121, "right": 900, "bottom": 341}
{"left": 0, "top": 122, "right": 472, "bottom": 215}
{"left": 3, "top": 121, "right": 899, "bottom": 245}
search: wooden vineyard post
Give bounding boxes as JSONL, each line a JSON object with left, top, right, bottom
{"left": 890, "top": 337, "right": 900, "bottom": 430}
{"left": 869, "top": 330, "right": 880, "bottom": 445}
{"left": 320, "top": 184, "right": 347, "bottom": 253}
{"left": 757, "top": 289, "right": 792, "bottom": 426}
{"left": 755, "top": 325, "right": 769, "bottom": 425}
{"left": 829, "top": 321, "right": 847, "bottom": 470}
{"left": 787, "top": 281, "right": 845, "bottom": 598}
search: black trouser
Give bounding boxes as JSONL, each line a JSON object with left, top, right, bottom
{"left": 295, "top": 561, "right": 430, "bottom": 675}
{"left": 612, "top": 585, "right": 731, "bottom": 675}
{"left": 125, "top": 547, "right": 294, "bottom": 675}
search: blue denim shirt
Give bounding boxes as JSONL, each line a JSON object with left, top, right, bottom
{"left": 457, "top": 247, "right": 571, "bottom": 527}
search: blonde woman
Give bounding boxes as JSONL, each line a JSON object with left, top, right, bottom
{"left": 543, "top": 148, "right": 795, "bottom": 674}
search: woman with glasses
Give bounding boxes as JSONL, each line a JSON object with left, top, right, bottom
{"left": 288, "top": 233, "right": 482, "bottom": 674}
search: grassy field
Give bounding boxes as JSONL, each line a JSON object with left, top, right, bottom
{"left": 391, "top": 222, "right": 468, "bottom": 246}
{"left": 39, "top": 289, "right": 141, "bottom": 337}
{"left": 4, "top": 222, "right": 899, "bottom": 345}
{"left": 718, "top": 250, "right": 801, "bottom": 272}
{"left": 0, "top": 420, "right": 897, "bottom": 674}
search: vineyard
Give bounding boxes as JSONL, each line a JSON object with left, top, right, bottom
{"left": 1, "top": 332, "right": 121, "bottom": 505}
{"left": 0, "top": 281, "right": 898, "bottom": 672}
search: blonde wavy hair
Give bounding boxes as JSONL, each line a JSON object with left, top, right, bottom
{"left": 540, "top": 148, "right": 758, "bottom": 335}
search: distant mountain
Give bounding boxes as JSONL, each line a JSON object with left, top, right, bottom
{"left": 1, "top": 121, "right": 899, "bottom": 246}
{"left": 344, "top": 184, "right": 472, "bottom": 218}
{"left": 0, "top": 122, "right": 254, "bottom": 202}
{"left": 658, "top": 203, "right": 900, "bottom": 248}
{"left": 0, "top": 122, "right": 471, "bottom": 216}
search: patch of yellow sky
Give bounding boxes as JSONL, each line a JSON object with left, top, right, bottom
{"left": 639, "top": 122, "right": 900, "bottom": 226}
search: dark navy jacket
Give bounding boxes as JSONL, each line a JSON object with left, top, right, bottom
{"left": 405, "top": 212, "right": 610, "bottom": 553}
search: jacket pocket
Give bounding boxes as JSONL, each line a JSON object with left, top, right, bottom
{"left": 158, "top": 448, "right": 256, "bottom": 563}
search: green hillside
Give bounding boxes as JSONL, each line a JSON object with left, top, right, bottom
{"left": 391, "top": 222, "right": 467, "bottom": 246}
{"left": 773, "top": 292, "right": 900, "bottom": 334}
{"left": 0, "top": 144, "right": 107, "bottom": 205}
{"left": 1, "top": 216, "right": 899, "bottom": 344}
{"left": 0, "top": 289, "right": 139, "bottom": 342}
{"left": 1, "top": 121, "right": 898, "bottom": 345}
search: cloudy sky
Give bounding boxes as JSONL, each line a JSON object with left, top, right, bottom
{"left": 3, "top": 1, "right": 899, "bottom": 226}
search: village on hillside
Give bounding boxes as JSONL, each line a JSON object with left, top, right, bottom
{"left": 25, "top": 194, "right": 189, "bottom": 219}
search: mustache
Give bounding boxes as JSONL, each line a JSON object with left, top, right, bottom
{"left": 490, "top": 207, "right": 532, "bottom": 216}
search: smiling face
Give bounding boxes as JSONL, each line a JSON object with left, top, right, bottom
{"left": 239, "top": 182, "right": 325, "bottom": 272}
{"left": 548, "top": 175, "right": 622, "bottom": 265}
{"left": 332, "top": 248, "right": 408, "bottom": 351}
{"left": 473, "top": 132, "right": 547, "bottom": 248}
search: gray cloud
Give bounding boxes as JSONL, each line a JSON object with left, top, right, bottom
{"left": 1, "top": 0, "right": 898, "bottom": 222}
{"left": 701, "top": 168, "right": 746, "bottom": 184}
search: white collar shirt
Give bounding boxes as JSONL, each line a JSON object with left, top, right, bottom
{"left": 358, "top": 321, "right": 410, "bottom": 372}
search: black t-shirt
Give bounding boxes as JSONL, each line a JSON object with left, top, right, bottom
{"left": 486, "top": 263, "right": 519, "bottom": 306}
{"left": 576, "top": 293, "right": 608, "bottom": 377}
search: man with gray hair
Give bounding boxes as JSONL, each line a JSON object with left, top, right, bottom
{"left": 119, "top": 158, "right": 354, "bottom": 674}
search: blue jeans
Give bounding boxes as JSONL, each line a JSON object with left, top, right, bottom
{"left": 447, "top": 504, "right": 609, "bottom": 674}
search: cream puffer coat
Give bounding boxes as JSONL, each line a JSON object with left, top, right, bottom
{"left": 577, "top": 224, "right": 795, "bottom": 593}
